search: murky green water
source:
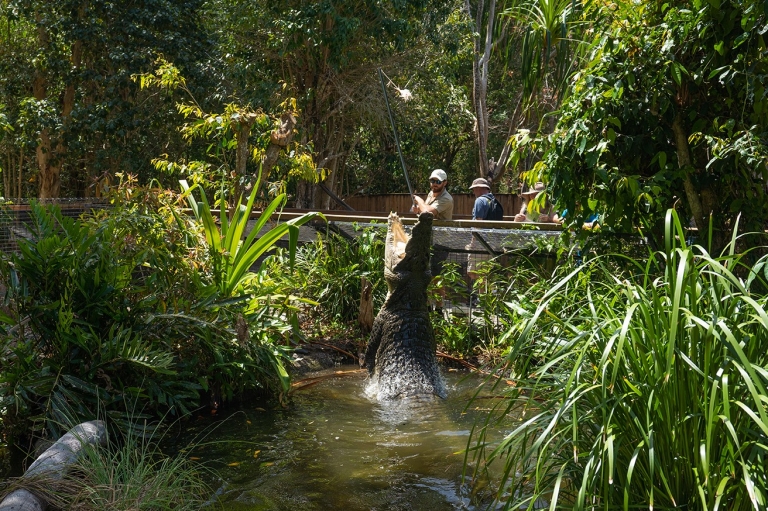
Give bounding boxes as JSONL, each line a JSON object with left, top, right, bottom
{"left": 182, "top": 366, "right": 509, "bottom": 510}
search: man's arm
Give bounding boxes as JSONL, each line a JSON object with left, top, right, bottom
{"left": 412, "top": 195, "right": 439, "bottom": 216}
{"left": 473, "top": 197, "right": 490, "bottom": 220}
{"left": 514, "top": 199, "right": 528, "bottom": 221}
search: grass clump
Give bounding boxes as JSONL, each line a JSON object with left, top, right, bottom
{"left": 470, "top": 210, "right": 768, "bottom": 510}
{"left": 66, "top": 430, "right": 213, "bottom": 510}
{"left": 0, "top": 422, "right": 214, "bottom": 511}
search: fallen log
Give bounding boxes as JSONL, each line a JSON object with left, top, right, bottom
{"left": 0, "top": 421, "right": 107, "bottom": 511}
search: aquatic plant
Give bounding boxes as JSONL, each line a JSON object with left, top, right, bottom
{"left": 470, "top": 209, "right": 768, "bottom": 509}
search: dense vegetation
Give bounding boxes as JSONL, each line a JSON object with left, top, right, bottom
{"left": 0, "top": 179, "right": 316, "bottom": 443}
{"left": 0, "top": 0, "right": 766, "bottom": 509}
{"left": 1, "top": 0, "right": 760, "bottom": 241}
{"left": 468, "top": 213, "right": 768, "bottom": 509}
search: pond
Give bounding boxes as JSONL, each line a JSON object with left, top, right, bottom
{"left": 179, "top": 365, "right": 512, "bottom": 510}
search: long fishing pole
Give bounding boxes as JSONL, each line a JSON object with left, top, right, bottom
{"left": 378, "top": 68, "right": 415, "bottom": 205}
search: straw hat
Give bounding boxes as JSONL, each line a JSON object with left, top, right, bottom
{"left": 521, "top": 181, "right": 546, "bottom": 196}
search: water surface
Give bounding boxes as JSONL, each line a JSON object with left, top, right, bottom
{"left": 184, "top": 366, "right": 509, "bottom": 510}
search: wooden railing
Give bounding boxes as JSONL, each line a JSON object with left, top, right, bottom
{"left": 265, "top": 208, "right": 563, "bottom": 231}
{"left": 337, "top": 193, "right": 525, "bottom": 220}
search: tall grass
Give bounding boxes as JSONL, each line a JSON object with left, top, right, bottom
{"left": 470, "top": 210, "right": 768, "bottom": 509}
{"left": 1, "top": 422, "right": 213, "bottom": 510}
{"left": 65, "top": 427, "right": 213, "bottom": 510}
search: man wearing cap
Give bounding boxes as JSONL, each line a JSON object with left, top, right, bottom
{"left": 411, "top": 169, "right": 453, "bottom": 315}
{"left": 469, "top": 177, "right": 496, "bottom": 220}
{"left": 514, "top": 181, "right": 555, "bottom": 222}
{"left": 411, "top": 169, "right": 454, "bottom": 220}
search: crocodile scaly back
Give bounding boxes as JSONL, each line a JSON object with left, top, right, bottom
{"left": 364, "top": 212, "right": 446, "bottom": 400}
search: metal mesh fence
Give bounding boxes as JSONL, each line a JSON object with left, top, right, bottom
{"left": 0, "top": 199, "right": 110, "bottom": 254}
{"left": 257, "top": 217, "right": 565, "bottom": 277}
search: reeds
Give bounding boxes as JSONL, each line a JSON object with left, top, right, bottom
{"left": 470, "top": 210, "right": 768, "bottom": 509}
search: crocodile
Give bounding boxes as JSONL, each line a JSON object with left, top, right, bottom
{"left": 364, "top": 212, "right": 446, "bottom": 400}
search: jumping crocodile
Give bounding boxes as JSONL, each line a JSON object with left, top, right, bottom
{"left": 364, "top": 212, "right": 446, "bottom": 400}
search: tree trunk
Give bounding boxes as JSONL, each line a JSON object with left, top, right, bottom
{"left": 262, "top": 112, "right": 296, "bottom": 174}
{"left": 3, "top": 153, "right": 9, "bottom": 198}
{"left": 488, "top": 94, "right": 524, "bottom": 187}
{"left": 468, "top": 0, "right": 496, "bottom": 180}
{"left": 232, "top": 114, "right": 255, "bottom": 207}
{"left": 34, "top": 11, "right": 85, "bottom": 199}
{"left": 671, "top": 111, "right": 706, "bottom": 231}
{"left": 295, "top": 180, "right": 314, "bottom": 209}
{"left": 316, "top": 117, "right": 345, "bottom": 210}
{"left": 17, "top": 149, "right": 23, "bottom": 198}
{"left": 295, "top": 96, "right": 345, "bottom": 209}
{"left": 33, "top": 21, "right": 56, "bottom": 198}
{"left": 294, "top": 119, "right": 315, "bottom": 209}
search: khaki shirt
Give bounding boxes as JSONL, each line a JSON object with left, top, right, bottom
{"left": 426, "top": 188, "right": 454, "bottom": 220}
{"left": 519, "top": 197, "right": 553, "bottom": 222}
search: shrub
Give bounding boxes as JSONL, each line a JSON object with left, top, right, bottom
{"left": 0, "top": 180, "right": 316, "bottom": 443}
{"left": 0, "top": 200, "right": 203, "bottom": 441}
{"left": 265, "top": 223, "right": 386, "bottom": 323}
{"left": 469, "top": 210, "right": 768, "bottom": 509}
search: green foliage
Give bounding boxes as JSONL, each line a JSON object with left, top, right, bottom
{"left": 207, "top": 0, "right": 462, "bottom": 204}
{"left": 179, "top": 175, "right": 321, "bottom": 396}
{"left": 0, "top": 200, "right": 204, "bottom": 440}
{"left": 265, "top": 223, "right": 387, "bottom": 323}
{"left": 501, "top": 0, "right": 582, "bottom": 113}
{"left": 0, "top": 0, "right": 215, "bottom": 195}
{"left": 0, "top": 182, "right": 313, "bottom": 442}
{"left": 469, "top": 209, "right": 768, "bottom": 509}
{"left": 431, "top": 262, "right": 474, "bottom": 355}
{"left": 138, "top": 59, "right": 318, "bottom": 199}
{"left": 534, "top": 0, "right": 768, "bottom": 246}
{"left": 432, "top": 257, "right": 542, "bottom": 359}
{"left": 179, "top": 176, "right": 321, "bottom": 298}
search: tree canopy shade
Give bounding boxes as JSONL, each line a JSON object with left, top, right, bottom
{"left": 0, "top": 0, "right": 214, "bottom": 197}
{"left": 536, "top": 0, "right": 768, "bottom": 244}
{"left": 3, "top": 0, "right": 765, "bottom": 228}
{"left": 211, "top": 0, "right": 456, "bottom": 208}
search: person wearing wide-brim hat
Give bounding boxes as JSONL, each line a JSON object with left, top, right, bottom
{"left": 514, "top": 181, "right": 555, "bottom": 222}
{"left": 466, "top": 177, "right": 497, "bottom": 289}
{"left": 411, "top": 168, "right": 454, "bottom": 220}
{"left": 469, "top": 177, "right": 495, "bottom": 220}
